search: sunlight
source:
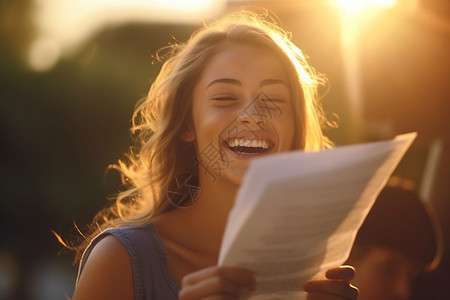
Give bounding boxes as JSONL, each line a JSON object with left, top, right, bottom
{"left": 28, "top": 0, "right": 225, "bottom": 71}
{"left": 332, "top": 0, "right": 418, "bottom": 139}
{"left": 336, "top": 0, "right": 397, "bottom": 16}
{"left": 29, "top": 37, "right": 62, "bottom": 72}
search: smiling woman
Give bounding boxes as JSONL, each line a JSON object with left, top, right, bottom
{"left": 69, "top": 9, "right": 358, "bottom": 300}
{"left": 189, "top": 43, "right": 296, "bottom": 184}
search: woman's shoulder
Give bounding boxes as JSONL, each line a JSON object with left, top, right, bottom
{"left": 74, "top": 223, "right": 180, "bottom": 300}
{"left": 78, "top": 223, "right": 166, "bottom": 276}
{"left": 73, "top": 234, "right": 134, "bottom": 300}
{"left": 104, "top": 223, "right": 157, "bottom": 247}
{"left": 104, "top": 223, "right": 170, "bottom": 262}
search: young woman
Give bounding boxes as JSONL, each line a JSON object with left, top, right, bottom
{"left": 71, "top": 10, "right": 359, "bottom": 300}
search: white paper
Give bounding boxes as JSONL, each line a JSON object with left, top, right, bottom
{"left": 218, "top": 133, "right": 417, "bottom": 300}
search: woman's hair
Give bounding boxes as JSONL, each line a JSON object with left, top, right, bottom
{"left": 71, "top": 10, "right": 332, "bottom": 262}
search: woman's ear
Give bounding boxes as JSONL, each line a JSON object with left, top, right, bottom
{"left": 180, "top": 128, "right": 195, "bottom": 142}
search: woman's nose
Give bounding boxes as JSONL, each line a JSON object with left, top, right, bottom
{"left": 237, "top": 106, "right": 265, "bottom": 130}
{"left": 237, "top": 94, "right": 269, "bottom": 129}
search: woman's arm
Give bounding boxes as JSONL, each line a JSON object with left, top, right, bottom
{"left": 72, "top": 235, "right": 134, "bottom": 300}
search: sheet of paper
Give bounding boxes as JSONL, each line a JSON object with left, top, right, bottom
{"left": 218, "top": 133, "right": 417, "bottom": 300}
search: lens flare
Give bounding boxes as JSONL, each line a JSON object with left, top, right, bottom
{"left": 336, "top": 0, "right": 397, "bottom": 16}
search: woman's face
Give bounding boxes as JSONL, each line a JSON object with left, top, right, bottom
{"left": 190, "top": 43, "right": 296, "bottom": 186}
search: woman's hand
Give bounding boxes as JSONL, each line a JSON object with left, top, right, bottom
{"left": 179, "top": 266, "right": 255, "bottom": 300}
{"left": 303, "top": 266, "right": 359, "bottom": 300}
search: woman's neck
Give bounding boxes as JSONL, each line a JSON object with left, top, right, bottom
{"left": 154, "top": 177, "right": 239, "bottom": 259}
{"left": 152, "top": 178, "right": 239, "bottom": 283}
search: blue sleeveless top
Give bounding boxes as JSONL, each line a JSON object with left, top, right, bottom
{"left": 78, "top": 223, "right": 180, "bottom": 300}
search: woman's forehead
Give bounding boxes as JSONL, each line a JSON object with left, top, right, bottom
{"left": 198, "top": 44, "right": 290, "bottom": 85}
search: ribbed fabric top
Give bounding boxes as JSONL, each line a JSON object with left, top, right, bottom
{"left": 78, "top": 223, "right": 180, "bottom": 300}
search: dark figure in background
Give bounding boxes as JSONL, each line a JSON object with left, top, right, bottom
{"left": 346, "top": 178, "right": 442, "bottom": 300}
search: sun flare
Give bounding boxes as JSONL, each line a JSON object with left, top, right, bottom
{"left": 336, "top": 0, "right": 398, "bottom": 16}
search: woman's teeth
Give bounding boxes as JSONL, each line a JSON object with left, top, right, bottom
{"left": 227, "top": 138, "right": 270, "bottom": 153}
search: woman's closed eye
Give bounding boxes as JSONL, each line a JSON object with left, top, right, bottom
{"left": 211, "top": 95, "right": 238, "bottom": 101}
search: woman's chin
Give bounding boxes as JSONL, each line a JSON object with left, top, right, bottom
{"left": 221, "top": 162, "right": 250, "bottom": 186}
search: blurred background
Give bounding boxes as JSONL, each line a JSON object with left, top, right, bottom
{"left": 0, "top": 0, "right": 448, "bottom": 299}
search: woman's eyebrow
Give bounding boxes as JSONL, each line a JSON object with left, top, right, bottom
{"left": 206, "top": 78, "right": 288, "bottom": 89}
{"left": 206, "top": 78, "right": 241, "bottom": 89}
{"left": 259, "top": 78, "right": 289, "bottom": 88}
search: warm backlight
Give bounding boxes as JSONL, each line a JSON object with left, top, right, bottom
{"left": 336, "top": 0, "right": 397, "bottom": 16}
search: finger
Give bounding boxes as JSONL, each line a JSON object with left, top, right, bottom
{"left": 179, "top": 276, "right": 240, "bottom": 300}
{"left": 179, "top": 276, "right": 254, "bottom": 300}
{"left": 325, "top": 266, "right": 355, "bottom": 282}
{"left": 181, "top": 266, "right": 255, "bottom": 287}
{"left": 179, "top": 267, "right": 255, "bottom": 300}
{"left": 218, "top": 266, "right": 256, "bottom": 286}
{"left": 181, "top": 266, "right": 219, "bottom": 286}
{"left": 303, "top": 280, "right": 359, "bottom": 300}
{"left": 306, "top": 292, "right": 358, "bottom": 300}
{"left": 200, "top": 295, "right": 238, "bottom": 300}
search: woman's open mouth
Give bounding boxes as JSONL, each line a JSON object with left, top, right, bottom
{"left": 225, "top": 137, "right": 273, "bottom": 155}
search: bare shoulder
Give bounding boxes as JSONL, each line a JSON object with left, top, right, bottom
{"left": 72, "top": 234, "right": 134, "bottom": 300}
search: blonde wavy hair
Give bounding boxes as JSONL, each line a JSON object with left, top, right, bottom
{"left": 71, "top": 10, "right": 332, "bottom": 262}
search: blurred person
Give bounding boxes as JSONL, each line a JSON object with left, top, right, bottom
{"left": 345, "top": 178, "right": 442, "bottom": 300}
{"left": 68, "top": 9, "right": 359, "bottom": 300}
